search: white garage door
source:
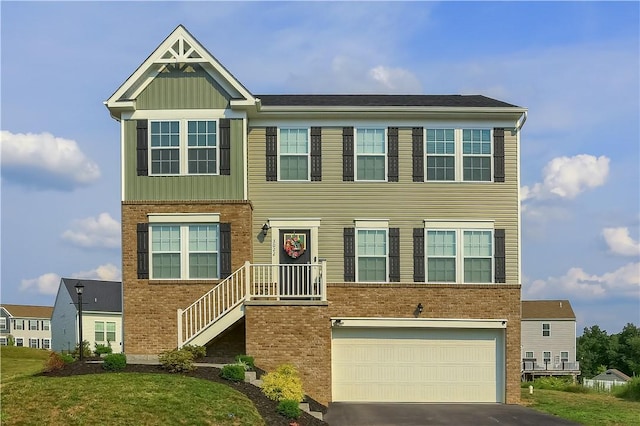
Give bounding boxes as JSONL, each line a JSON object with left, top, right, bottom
{"left": 332, "top": 327, "right": 504, "bottom": 402}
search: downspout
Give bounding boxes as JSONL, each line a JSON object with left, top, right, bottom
{"left": 516, "top": 110, "right": 527, "bottom": 289}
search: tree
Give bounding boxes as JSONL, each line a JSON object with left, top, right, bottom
{"left": 577, "top": 323, "right": 640, "bottom": 378}
{"left": 577, "top": 325, "right": 610, "bottom": 379}
{"left": 612, "top": 323, "right": 640, "bottom": 377}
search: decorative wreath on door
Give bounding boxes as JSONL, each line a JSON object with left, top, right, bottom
{"left": 283, "top": 233, "right": 306, "bottom": 259}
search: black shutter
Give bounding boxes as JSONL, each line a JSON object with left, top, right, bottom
{"left": 494, "top": 229, "right": 506, "bottom": 283}
{"left": 136, "top": 120, "right": 148, "bottom": 176}
{"left": 412, "top": 127, "right": 424, "bottom": 182}
{"left": 389, "top": 227, "right": 400, "bottom": 282}
{"left": 413, "top": 228, "right": 425, "bottom": 282}
{"left": 220, "top": 119, "right": 231, "bottom": 175}
{"left": 342, "top": 127, "right": 354, "bottom": 181}
{"left": 494, "top": 128, "right": 505, "bottom": 182}
{"left": 137, "top": 223, "right": 149, "bottom": 279}
{"left": 388, "top": 127, "right": 399, "bottom": 182}
{"left": 311, "top": 127, "right": 322, "bottom": 181}
{"left": 220, "top": 223, "right": 232, "bottom": 278}
{"left": 266, "top": 127, "right": 278, "bottom": 181}
{"left": 344, "top": 228, "right": 355, "bottom": 281}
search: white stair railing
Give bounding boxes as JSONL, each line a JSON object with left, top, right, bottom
{"left": 177, "top": 262, "right": 249, "bottom": 347}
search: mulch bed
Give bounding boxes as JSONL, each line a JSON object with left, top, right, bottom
{"left": 39, "top": 360, "right": 328, "bottom": 426}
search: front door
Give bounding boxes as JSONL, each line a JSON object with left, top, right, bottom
{"left": 279, "top": 229, "right": 311, "bottom": 298}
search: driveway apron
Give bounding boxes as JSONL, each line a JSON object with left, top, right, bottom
{"left": 324, "top": 403, "right": 581, "bottom": 426}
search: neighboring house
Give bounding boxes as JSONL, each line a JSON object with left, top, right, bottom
{"left": 0, "top": 304, "right": 53, "bottom": 349}
{"left": 521, "top": 300, "right": 580, "bottom": 381}
{"left": 51, "top": 278, "right": 123, "bottom": 354}
{"left": 105, "top": 25, "right": 527, "bottom": 405}
{"left": 584, "top": 369, "right": 631, "bottom": 391}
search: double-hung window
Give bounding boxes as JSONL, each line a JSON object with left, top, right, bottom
{"left": 14, "top": 320, "right": 23, "bottom": 330}
{"left": 543, "top": 351, "right": 551, "bottom": 364}
{"left": 29, "top": 320, "right": 39, "bottom": 331}
{"left": 426, "top": 129, "right": 455, "bottom": 181}
{"left": 95, "top": 321, "right": 105, "bottom": 342}
{"left": 542, "top": 323, "right": 550, "bottom": 337}
{"left": 356, "top": 225, "right": 388, "bottom": 282}
{"left": 106, "top": 322, "right": 116, "bottom": 342}
{"left": 42, "top": 320, "right": 50, "bottom": 331}
{"left": 425, "top": 221, "right": 494, "bottom": 283}
{"left": 0, "top": 318, "right": 5, "bottom": 329}
{"left": 149, "top": 119, "right": 218, "bottom": 175}
{"left": 462, "top": 129, "right": 492, "bottom": 181}
{"left": 15, "top": 338, "right": 23, "bottom": 347}
{"left": 42, "top": 339, "right": 51, "bottom": 350}
{"left": 149, "top": 214, "right": 220, "bottom": 280}
{"left": 29, "top": 338, "right": 39, "bottom": 348}
{"left": 279, "top": 128, "right": 309, "bottom": 181}
{"left": 0, "top": 337, "right": 7, "bottom": 346}
{"left": 525, "top": 351, "right": 534, "bottom": 359}
{"left": 356, "top": 128, "right": 386, "bottom": 181}
{"left": 560, "top": 351, "right": 569, "bottom": 363}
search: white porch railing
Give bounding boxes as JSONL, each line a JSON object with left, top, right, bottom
{"left": 178, "top": 260, "right": 327, "bottom": 347}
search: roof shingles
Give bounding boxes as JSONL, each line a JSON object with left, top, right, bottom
{"left": 256, "top": 94, "right": 521, "bottom": 108}
{"left": 522, "top": 300, "right": 576, "bottom": 320}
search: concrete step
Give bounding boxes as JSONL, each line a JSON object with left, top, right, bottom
{"left": 309, "top": 411, "right": 324, "bottom": 421}
{"left": 251, "top": 379, "right": 263, "bottom": 387}
{"left": 299, "top": 402, "right": 323, "bottom": 421}
{"left": 244, "top": 371, "right": 257, "bottom": 383}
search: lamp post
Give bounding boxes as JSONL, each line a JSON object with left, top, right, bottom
{"left": 75, "top": 282, "right": 84, "bottom": 361}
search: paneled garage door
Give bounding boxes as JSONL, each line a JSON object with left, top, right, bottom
{"left": 332, "top": 327, "right": 504, "bottom": 402}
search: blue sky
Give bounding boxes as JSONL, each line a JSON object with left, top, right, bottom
{"left": 1, "top": 1, "right": 638, "bottom": 335}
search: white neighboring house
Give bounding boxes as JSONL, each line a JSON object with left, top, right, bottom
{"left": 51, "top": 278, "right": 123, "bottom": 354}
{"left": 584, "top": 369, "right": 631, "bottom": 391}
{"left": 0, "top": 304, "right": 53, "bottom": 349}
{"left": 521, "top": 300, "right": 580, "bottom": 381}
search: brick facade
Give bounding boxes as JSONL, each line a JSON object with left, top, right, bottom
{"left": 246, "top": 283, "right": 521, "bottom": 406}
{"left": 121, "top": 201, "right": 252, "bottom": 355}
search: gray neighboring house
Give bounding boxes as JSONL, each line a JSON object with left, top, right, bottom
{"left": 51, "top": 278, "right": 123, "bottom": 353}
{"left": 584, "top": 369, "right": 632, "bottom": 391}
{"left": 521, "top": 300, "right": 580, "bottom": 381}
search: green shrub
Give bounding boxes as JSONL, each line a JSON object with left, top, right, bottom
{"left": 60, "top": 353, "right": 75, "bottom": 364}
{"left": 531, "top": 376, "right": 574, "bottom": 391}
{"left": 94, "top": 342, "right": 113, "bottom": 356}
{"left": 102, "top": 353, "right": 127, "bottom": 371}
{"left": 158, "top": 348, "right": 195, "bottom": 373}
{"left": 44, "top": 352, "right": 66, "bottom": 372}
{"left": 72, "top": 340, "right": 92, "bottom": 359}
{"left": 235, "top": 355, "right": 255, "bottom": 369}
{"left": 261, "top": 363, "right": 304, "bottom": 402}
{"left": 277, "top": 399, "right": 301, "bottom": 419}
{"left": 7, "top": 335, "right": 15, "bottom": 346}
{"left": 614, "top": 377, "right": 640, "bottom": 402}
{"left": 182, "top": 344, "right": 206, "bottom": 360}
{"left": 221, "top": 364, "right": 246, "bottom": 382}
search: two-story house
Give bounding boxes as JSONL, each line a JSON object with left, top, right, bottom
{"left": 105, "top": 25, "right": 527, "bottom": 405}
{"left": 51, "top": 278, "right": 123, "bottom": 354}
{"left": 0, "top": 304, "right": 53, "bottom": 349}
{"left": 521, "top": 299, "right": 580, "bottom": 381}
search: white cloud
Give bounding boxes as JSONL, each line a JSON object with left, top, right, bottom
{"left": 368, "top": 65, "right": 423, "bottom": 93}
{"left": 0, "top": 130, "right": 100, "bottom": 190}
{"left": 71, "top": 263, "right": 121, "bottom": 281}
{"left": 521, "top": 154, "right": 610, "bottom": 202}
{"left": 19, "top": 272, "right": 61, "bottom": 295}
{"left": 602, "top": 227, "right": 640, "bottom": 257}
{"left": 524, "top": 262, "right": 640, "bottom": 300}
{"left": 61, "top": 213, "right": 121, "bottom": 249}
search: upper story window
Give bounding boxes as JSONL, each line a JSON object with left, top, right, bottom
{"left": 29, "top": 320, "right": 39, "bottom": 330}
{"left": 462, "top": 129, "right": 492, "bottom": 181}
{"left": 149, "top": 120, "right": 218, "bottom": 175}
{"left": 150, "top": 223, "right": 220, "bottom": 280}
{"left": 279, "top": 128, "right": 310, "bottom": 181}
{"left": 0, "top": 318, "right": 6, "bottom": 329}
{"left": 542, "top": 323, "right": 550, "bottom": 336}
{"left": 356, "top": 128, "right": 386, "bottom": 181}
{"left": 425, "top": 224, "right": 493, "bottom": 283}
{"left": 14, "top": 320, "right": 24, "bottom": 330}
{"left": 42, "top": 320, "right": 50, "bottom": 331}
{"left": 421, "top": 128, "right": 498, "bottom": 183}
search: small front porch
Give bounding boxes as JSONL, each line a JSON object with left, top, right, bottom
{"left": 178, "top": 261, "right": 327, "bottom": 348}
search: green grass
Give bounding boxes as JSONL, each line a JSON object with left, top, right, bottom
{"left": 0, "top": 347, "right": 265, "bottom": 425}
{"left": 1, "top": 346, "right": 50, "bottom": 384}
{"left": 521, "top": 388, "right": 640, "bottom": 426}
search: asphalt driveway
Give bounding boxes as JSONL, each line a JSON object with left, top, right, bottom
{"left": 324, "top": 403, "right": 580, "bottom": 426}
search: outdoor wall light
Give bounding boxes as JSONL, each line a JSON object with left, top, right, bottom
{"left": 261, "top": 223, "right": 270, "bottom": 236}
{"left": 417, "top": 303, "right": 424, "bottom": 314}
{"left": 333, "top": 319, "right": 343, "bottom": 326}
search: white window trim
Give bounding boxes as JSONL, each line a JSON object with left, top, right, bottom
{"left": 278, "top": 127, "right": 311, "bottom": 182}
{"left": 42, "top": 338, "right": 51, "bottom": 349}
{"left": 29, "top": 338, "right": 39, "bottom": 348}
{"left": 525, "top": 351, "right": 534, "bottom": 359}
{"left": 42, "top": 320, "right": 50, "bottom": 331}
{"left": 106, "top": 322, "right": 117, "bottom": 342}
{"left": 0, "top": 318, "right": 6, "bottom": 328}
{"left": 355, "top": 225, "right": 389, "bottom": 283}
{"left": 355, "top": 127, "right": 387, "bottom": 182}
{"left": 424, "top": 220, "right": 495, "bottom": 284}
{"left": 424, "top": 128, "right": 494, "bottom": 183}
{"left": 95, "top": 321, "right": 105, "bottom": 342}
{"left": 148, "top": 214, "right": 221, "bottom": 280}
{"left": 543, "top": 351, "right": 552, "bottom": 363}
{"left": 148, "top": 119, "right": 220, "bottom": 176}
{"left": 560, "top": 351, "right": 569, "bottom": 362}
{"left": 0, "top": 337, "right": 7, "bottom": 345}
{"left": 15, "top": 337, "right": 24, "bottom": 347}
{"left": 542, "top": 323, "right": 550, "bottom": 336}
{"left": 14, "top": 320, "right": 23, "bottom": 330}
{"left": 29, "top": 320, "right": 39, "bottom": 331}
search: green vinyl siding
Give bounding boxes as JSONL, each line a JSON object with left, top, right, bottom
{"left": 248, "top": 126, "right": 520, "bottom": 284}
{"left": 137, "top": 64, "right": 231, "bottom": 110}
{"left": 124, "top": 119, "right": 244, "bottom": 200}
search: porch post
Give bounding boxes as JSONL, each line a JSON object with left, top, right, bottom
{"left": 244, "top": 261, "right": 251, "bottom": 301}
{"left": 321, "top": 259, "right": 327, "bottom": 301}
{"left": 177, "top": 309, "right": 183, "bottom": 348}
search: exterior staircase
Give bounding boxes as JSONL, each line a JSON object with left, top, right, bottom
{"left": 178, "top": 261, "right": 327, "bottom": 348}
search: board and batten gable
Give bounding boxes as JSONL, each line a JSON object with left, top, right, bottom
{"left": 248, "top": 124, "right": 520, "bottom": 284}
{"left": 122, "top": 118, "right": 244, "bottom": 201}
